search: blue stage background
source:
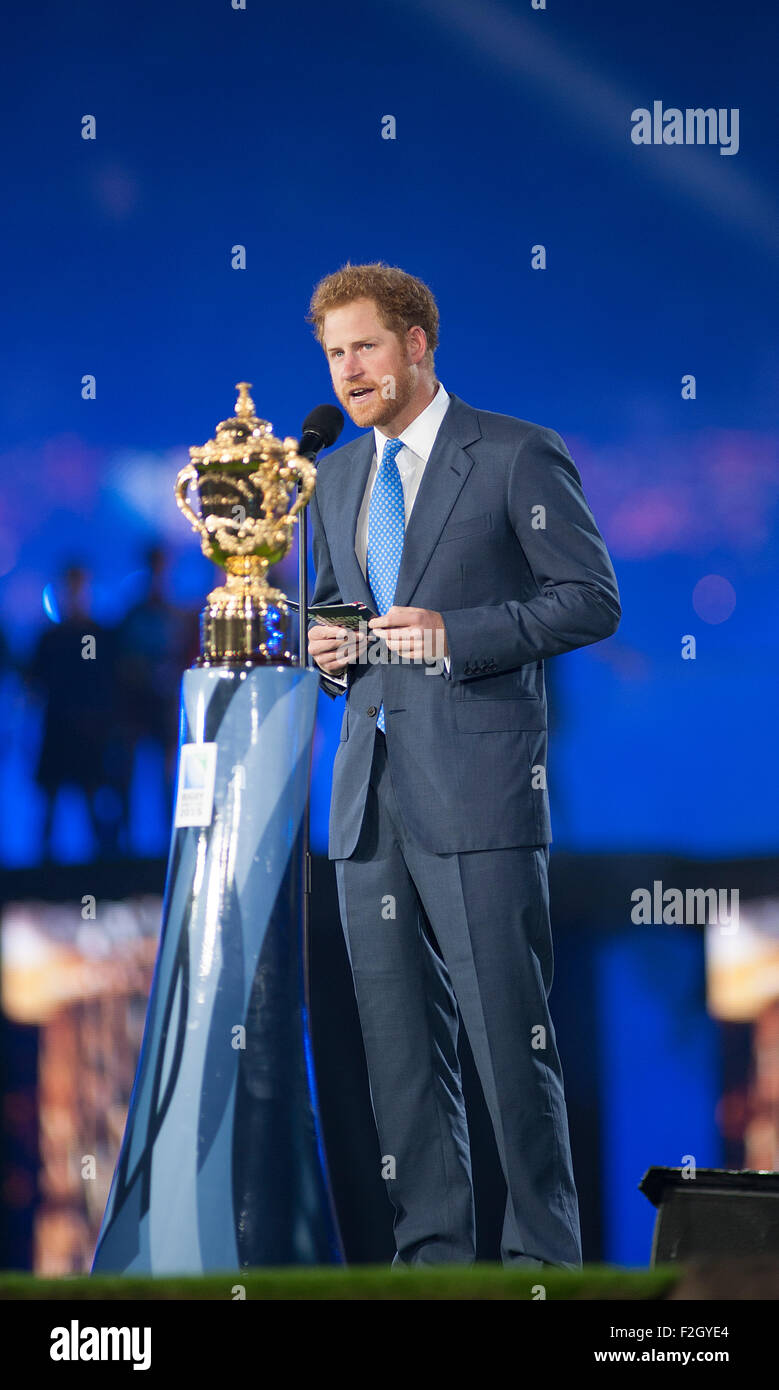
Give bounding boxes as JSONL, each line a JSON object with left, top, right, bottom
{"left": 1, "top": 0, "right": 776, "bottom": 1269}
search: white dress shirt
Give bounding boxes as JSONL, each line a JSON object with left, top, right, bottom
{"left": 324, "top": 381, "right": 452, "bottom": 685}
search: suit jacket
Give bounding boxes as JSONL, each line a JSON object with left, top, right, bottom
{"left": 309, "top": 390, "right": 620, "bottom": 859}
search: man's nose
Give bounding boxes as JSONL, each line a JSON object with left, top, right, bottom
{"left": 342, "top": 355, "right": 363, "bottom": 379}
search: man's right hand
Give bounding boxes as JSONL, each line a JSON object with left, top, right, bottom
{"left": 308, "top": 622, "right": 369, "bottom": 676}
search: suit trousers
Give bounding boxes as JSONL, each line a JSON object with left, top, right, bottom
{"left": 334, "top": 726, "right": 583, "bottom": 1269}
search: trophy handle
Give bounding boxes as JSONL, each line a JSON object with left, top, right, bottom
{"left": 175, "top": 463, "right": 209, "bottom": 542}
{"left": 285, "top": 456, "right": 316, "bottom": 521}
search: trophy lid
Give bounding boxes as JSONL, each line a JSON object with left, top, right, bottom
{"left": 189, "top": 382, "right": 280, "bottom": 467}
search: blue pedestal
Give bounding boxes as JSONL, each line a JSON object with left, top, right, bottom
{"left": 91, "top": 664, "right": 344, "bottom": 1273}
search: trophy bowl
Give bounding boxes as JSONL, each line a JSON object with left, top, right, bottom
{"left": 175, "top": 382, "right": 315, "bottom": 665}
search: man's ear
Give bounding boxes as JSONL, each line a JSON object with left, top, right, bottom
{"left": 407, "top": 325, "right": 427, "bottom": 365}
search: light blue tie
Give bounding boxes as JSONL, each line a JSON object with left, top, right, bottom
{"left": 366, "top": 437, "right": 405, "bottom": 733}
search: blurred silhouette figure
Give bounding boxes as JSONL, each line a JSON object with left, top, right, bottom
{"left": 26, "top": 563, "right": 122, "bottom": 860}
{"left": 114, "top": 543, "right": 199, "bottom": 824}
{"left": 0, "top": 622, "right": 14, "bottom": 678}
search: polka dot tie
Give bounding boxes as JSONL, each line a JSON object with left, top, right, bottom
{"left": 366, "top": 437, "right": 406, "bottom": 733}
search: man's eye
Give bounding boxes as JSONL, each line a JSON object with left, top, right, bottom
{"left": 361, "top": 343, "right": 374, "bottom": 350}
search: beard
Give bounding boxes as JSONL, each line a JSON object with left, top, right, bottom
{"left": 338, "top": 362, "right": 417, "bottom": 429}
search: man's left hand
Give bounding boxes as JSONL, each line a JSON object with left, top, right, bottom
{"left": 368, "top": 606, "right": 449, "bottom": 661}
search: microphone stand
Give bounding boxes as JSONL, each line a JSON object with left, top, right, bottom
{"left": 297, "top": 476, "right": 313, "bottom": 1009}
{"left": 295, "top": 442, "right": 346, "bottom": 1263}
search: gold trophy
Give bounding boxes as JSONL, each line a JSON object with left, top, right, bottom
{"left": 175, "top": 382, "right": 316, "bottom": 665}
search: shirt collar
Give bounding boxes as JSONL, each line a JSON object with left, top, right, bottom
{"left": 373, "top": 382, "right": 450, "bottom": 467}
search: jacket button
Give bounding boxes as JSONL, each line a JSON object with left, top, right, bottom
{"left": 367, "top": 705, "right": 377, "bottom": 717}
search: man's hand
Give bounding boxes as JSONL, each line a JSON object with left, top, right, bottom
{"left": 308, "top": 622, "right": 369, "bottom": 676}
{"left": 368, "top": 606, "right": 449, "bottom": 661}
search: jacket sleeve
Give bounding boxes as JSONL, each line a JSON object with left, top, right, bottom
{"left": 439, "top": 425, "right": 621, "bottom": 681}
{"left": 308, "top": 482, "right": 349, "bottom": 700}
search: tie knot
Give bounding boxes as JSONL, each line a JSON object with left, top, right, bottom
{"left": 380, "top": 437, "right": 404, "bottom": 467}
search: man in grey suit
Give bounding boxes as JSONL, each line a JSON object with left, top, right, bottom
{"left": 305, "top": 263, "right": 620, "bottom": 1269}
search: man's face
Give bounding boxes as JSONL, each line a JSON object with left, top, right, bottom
{"left": 322, "top": 298, "right": 419, "bottom": 429}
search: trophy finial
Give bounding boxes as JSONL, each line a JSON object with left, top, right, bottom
{"left": 235, "top": 382, "right": 255, "bottom": 418}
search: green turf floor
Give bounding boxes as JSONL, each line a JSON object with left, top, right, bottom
{"left": 0, "top": 1264, "right": 679, "bottom": 1300}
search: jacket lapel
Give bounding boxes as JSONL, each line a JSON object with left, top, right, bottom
{"left": 392, "top": 392, "right": 481, "bottom": 609}
{"left": 329, "top": 430, "right": 377, "bottom": 611}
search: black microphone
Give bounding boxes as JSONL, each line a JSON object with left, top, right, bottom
{"left": 298, "top": 404, "right": 345, "bottom": 461}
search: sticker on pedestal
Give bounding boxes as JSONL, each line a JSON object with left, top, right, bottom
{"left": 175, "top": 743, "right": 218, "bottom": 827}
